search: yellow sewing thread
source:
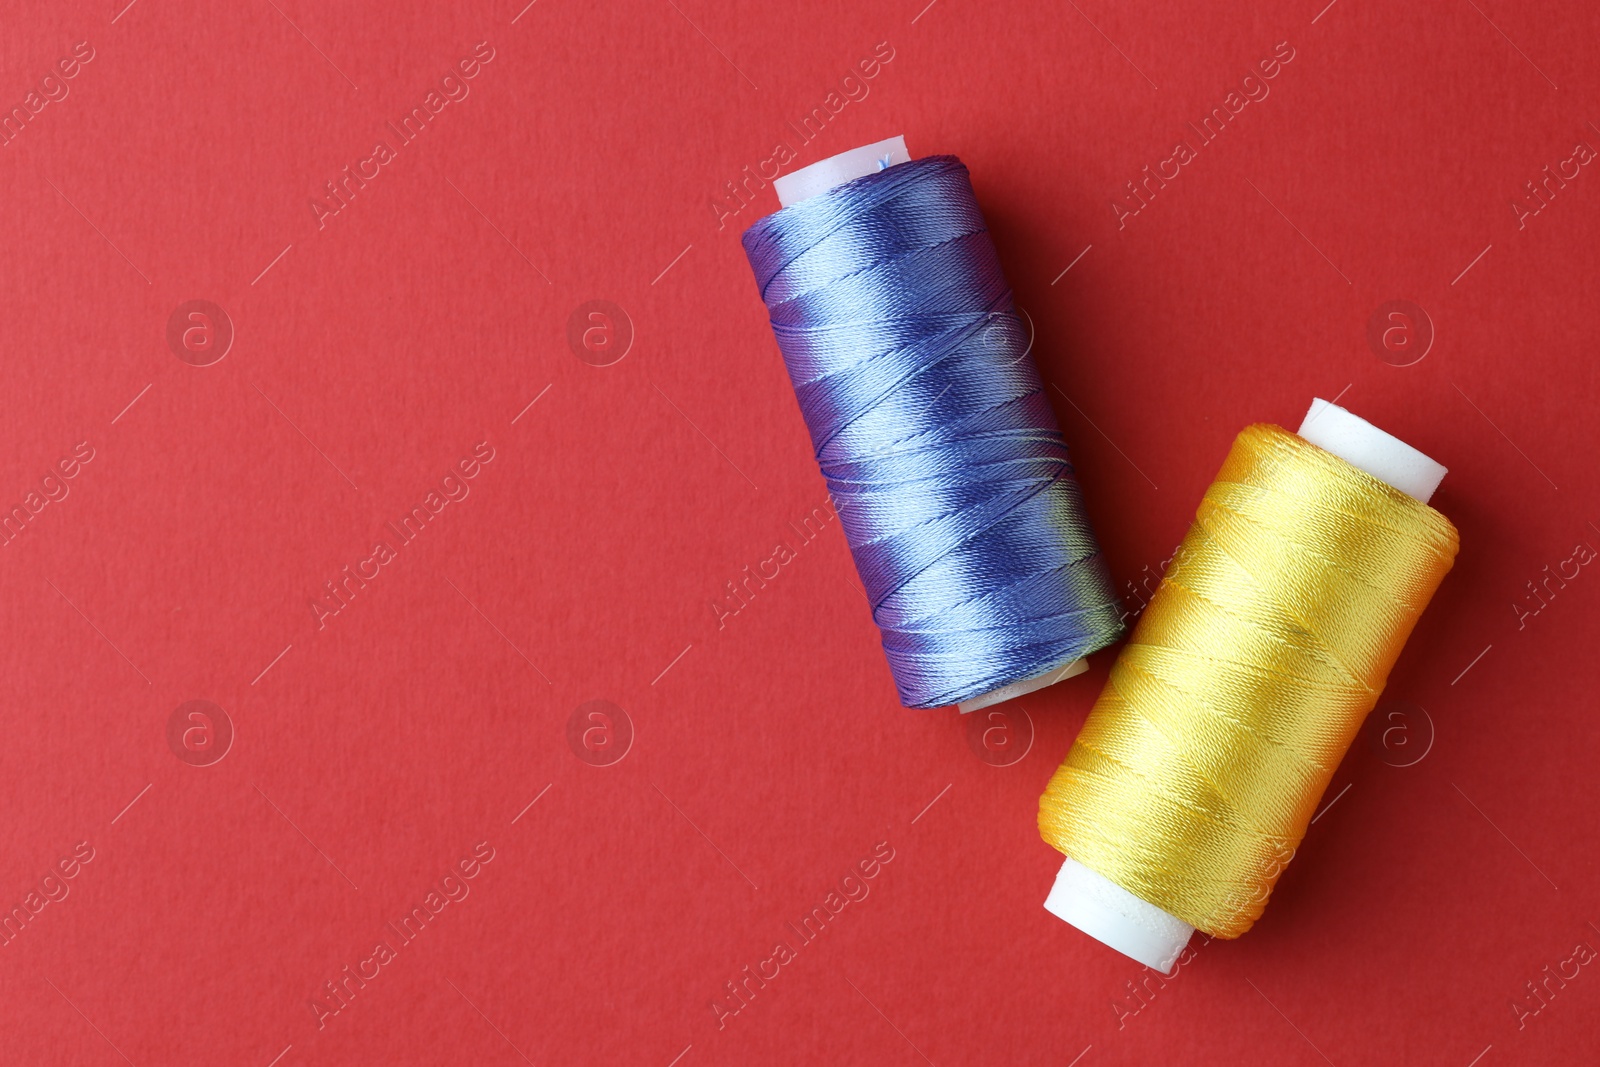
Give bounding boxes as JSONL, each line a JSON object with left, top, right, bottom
{"left": 1038, "top": 423, "right": 1459, "bottom": 938}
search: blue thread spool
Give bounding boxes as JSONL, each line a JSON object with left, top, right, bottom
{"left": 743, "top": 137, "right": 1124, "bottom": 710}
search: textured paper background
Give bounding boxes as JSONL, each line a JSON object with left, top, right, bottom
{"left": 2, "top": 1, "right": 1597, "bottom": 1064}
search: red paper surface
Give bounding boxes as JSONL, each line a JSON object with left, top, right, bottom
{"left": 3, "top": 1, "right": 1597, "bottom": 1064}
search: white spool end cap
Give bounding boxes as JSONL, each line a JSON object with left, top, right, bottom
{"left": 1297, "top": 398, "right": 1446, "bottom": 505}
{"left": 773, "top": 136, "right": 910, "bottom": 208}
{"left": 1045, "top": 857, "right": 1193, "bottom": 973}
{"left": 957, "top": 659, "right": 1088, "bottom": 714}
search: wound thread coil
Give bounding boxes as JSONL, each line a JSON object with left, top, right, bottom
{"left": 742, "top": 153, "right": 1124, "bottom": 708}
{"left": 1038, "top": 421, "right": 1459, "bottom": 938}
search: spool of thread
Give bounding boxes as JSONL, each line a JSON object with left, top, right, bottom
{"left": 742, "top": 137, "right": 1124, "bottom": 710}
{"left": 1037, "top": 399, "right": 1459, "bottom": 971}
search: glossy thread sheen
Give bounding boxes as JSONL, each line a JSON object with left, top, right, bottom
{"left": 1039, "top": 424, "right": 1459, "bottom": 937}
{"left": 743, "top": 156, "right": 1123, "bottom": 707}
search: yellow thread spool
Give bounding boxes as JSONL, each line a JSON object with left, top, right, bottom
{"left": 1038, "top": 401, "right": 1459, "bottom": 969}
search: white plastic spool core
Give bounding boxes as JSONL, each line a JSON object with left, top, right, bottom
{"left": 1044, "top": 398, "right": 1446, "bottom": 973}
{"left": 773, "top": 136, "right": 1090, "bottom": 713}
{"left": 1298, "top": 397, "right": 1446, "bottom": 502}
{"left": 773, "top": 135, "right": 912, "bottom": 208}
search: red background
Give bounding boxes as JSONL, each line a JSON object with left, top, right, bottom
{"left": 2, "top": 0, "right": 1597, "bottom": 1064}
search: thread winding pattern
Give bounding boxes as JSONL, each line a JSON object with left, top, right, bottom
{"left": 1038, "top": 424, "right": 1459, "bottom": 936}
{"left": 742, "top": 156, "right": 1123, "bottom": 708}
